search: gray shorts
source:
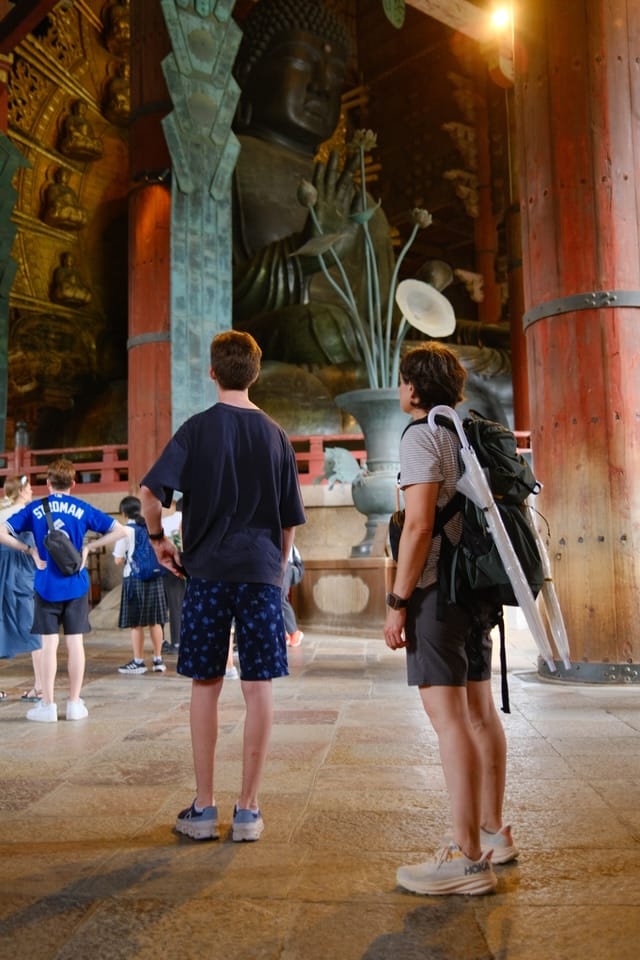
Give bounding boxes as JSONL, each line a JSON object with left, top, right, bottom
{"left": 405, "top": 585, "right": 492, "bottom": 686}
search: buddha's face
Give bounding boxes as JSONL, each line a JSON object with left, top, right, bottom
{"left": 242, "top": 29, "right": 347, "bottom": 154}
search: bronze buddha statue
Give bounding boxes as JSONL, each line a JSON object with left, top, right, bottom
{"left": 232, "top": 0, "right": 395, "bottom": 371}
{"left": 231, "top": 0, "right": 514, "bottom": 430}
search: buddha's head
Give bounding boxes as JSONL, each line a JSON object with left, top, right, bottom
{"left": 233, "top": 0, "right": 350, "bottom": 155}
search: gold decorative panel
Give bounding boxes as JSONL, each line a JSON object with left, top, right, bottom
{"left": 5, "top": 0, "right": 130, "bottom": 447}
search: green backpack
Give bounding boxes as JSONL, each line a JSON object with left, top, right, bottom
{"left": 432, "top": 411, "right": 544, "bottom": 610}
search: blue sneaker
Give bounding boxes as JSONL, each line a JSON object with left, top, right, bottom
{"left": 232, "top": 804, "right": 264, "bottom": 842}
{"left": 175, "top": 801, "right": 219, "bottom": 840}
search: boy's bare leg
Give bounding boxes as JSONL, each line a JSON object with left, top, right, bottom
{"left": 65, "top": 634, "right": 85, "bottom": 702}
{"left": 190, "top": 678, "right": 224, "bottom": 808}
{"left": 238, "top": 679, "right": 273, "bottom": 810}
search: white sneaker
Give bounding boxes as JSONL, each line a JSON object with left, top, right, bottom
{"left": 396, "top": 842, "right": 497, "bottom": 896}
{"left": 224, "top": 666, "right": 239, "bottom": 679}
{"left": 27, "top": 701, "right": 58, "bottom": 723}
{"left": 66, "top": 699, "right": 88, "bottom": 721}
{"left": 152, "top": 658, "right": 167, "bottom": 673}
{"left": 480, "top": 825, "right": 519, "bottom": 864}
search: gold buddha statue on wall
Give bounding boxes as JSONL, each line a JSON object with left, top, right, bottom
{"left": 43, "top": 168, "right": 88, "bottom": 230}
{"left": 104, "top": 61, "right": 130, "bottom": 126}
{"left": 59, "top": 99, "right": 103, "bottom": 161}
{"left": 51, "top": 251, "right": 92, "bottom": 307}
{"left": 103, "top": 0, "right": 131, "bottom": 58}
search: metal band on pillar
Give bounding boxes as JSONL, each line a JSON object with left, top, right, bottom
{"left": 523, "top": 290, "right": 640, "bottom": 330}
{"left": 127, "top": 332, "right": 171, "bottom": 349}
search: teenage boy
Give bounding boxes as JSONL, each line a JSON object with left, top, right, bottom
{"left": 140, "top": 330, "right": 305, "bottom": 842}
{"left": 0, "top": 458, "right": 127, "bottom": 722}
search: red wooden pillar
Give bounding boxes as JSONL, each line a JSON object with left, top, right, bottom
{"left": 128, "top": 1, "right": 172, "bottom": 488}
{"left": 473, "top": 66, "right": 501, "bottom": 328}
{"left": 514, "top": 0, "right": 640, "bottom": 679}
{"left": 504, "top": 88, "right": 530, "bottom": 432}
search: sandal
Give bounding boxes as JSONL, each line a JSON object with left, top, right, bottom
{"left": 20, "top": 689, "right": 42, "bottom": 702}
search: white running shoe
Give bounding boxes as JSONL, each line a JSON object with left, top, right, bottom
{"left": 480, "top": 825, "right": 519, "bottom": 864}
{"left": 397, "top": 842, "right": 497, "bottom": 896}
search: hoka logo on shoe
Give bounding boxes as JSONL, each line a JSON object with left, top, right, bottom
{"left": 464, "top": 860, "right": 491, "bottom": 875}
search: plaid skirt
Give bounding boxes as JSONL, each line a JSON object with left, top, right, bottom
{"left": 119, "top": 575, "right": 168, "bottom": 628}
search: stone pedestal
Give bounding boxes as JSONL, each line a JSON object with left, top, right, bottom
{"left": 293, "top": 557, "right": 396, "bottom": 635}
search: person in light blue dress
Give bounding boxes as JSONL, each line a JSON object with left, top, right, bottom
{"left": 0, "top": 476, "right": 42, "bottom": 701}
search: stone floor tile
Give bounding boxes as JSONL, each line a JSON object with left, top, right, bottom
{"left": 1, "top": 625, "right": 640, "bottom": 960}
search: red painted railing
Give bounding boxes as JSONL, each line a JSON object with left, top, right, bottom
{"left": 0, "top": 445, "right": 130, "bottom": 495}
{"left": 0, "top": 436, "right": 367, "bottom": 493}
{"left": 0, "top": 431, "right": 532, "bottom": 494}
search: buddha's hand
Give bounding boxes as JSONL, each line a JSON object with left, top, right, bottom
{"left": 304, "top": 149, "right": 360, "bottom": 254}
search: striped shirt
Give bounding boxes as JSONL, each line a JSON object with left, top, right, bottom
{"left": 398, "top": 418, "right": 463, "bottom": 589}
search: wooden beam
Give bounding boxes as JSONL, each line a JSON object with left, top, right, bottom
{"left": 406, "top": 0, "right": 490, "bottom": 42}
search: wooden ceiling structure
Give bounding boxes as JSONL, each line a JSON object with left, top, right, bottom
{"left": 0, "top": 0, "right": 493, "bottom": 71}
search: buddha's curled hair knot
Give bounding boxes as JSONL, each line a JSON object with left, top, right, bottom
{"left": 234, "top": 0, "right": 350, "bottom": 84}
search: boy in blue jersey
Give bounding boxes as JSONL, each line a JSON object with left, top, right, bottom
{"left": 140, "top": 330, "right": 306, "bottom": 842}
{"left": 0, "top": 459, "right": 127, "bottom": 722}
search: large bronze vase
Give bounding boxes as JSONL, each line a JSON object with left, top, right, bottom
{"left": 335, "top": 388, "right": 411, "bottom": 557}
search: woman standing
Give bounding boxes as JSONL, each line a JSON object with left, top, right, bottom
{"left": 0, "top": 475, "right": 42, "bottom": 701}
{"left": 383, "top": 343, "right": 517, "bottom": 896}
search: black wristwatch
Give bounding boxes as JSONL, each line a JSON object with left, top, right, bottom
{"left": 386, "top": 592, "right": 408, "bottom": 610}
{"left": 148, "top": 531, "right": 165, "bottom": 542}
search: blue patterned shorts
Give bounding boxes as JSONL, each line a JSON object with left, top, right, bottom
{"left": 177, "top": 578, "right": 288, "bottom": 681}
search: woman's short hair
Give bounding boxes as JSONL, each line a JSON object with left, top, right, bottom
{"left": 210, "top": 330, "right": 262, "bottom": 390}
{"left": 400, "top": 342, "right": 467, "bottom": 410}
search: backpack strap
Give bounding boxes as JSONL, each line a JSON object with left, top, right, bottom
{"left": 41, "top": 497, "right": 55, "bottom": 533}
{"left": 402, "top": 414, "right": 464, "bottom": 535}
{"left": 432, "top": 491, "right": 463, "bottom": 537}
{"left": 496, "top": 608, "right": 510, "bottom": 714}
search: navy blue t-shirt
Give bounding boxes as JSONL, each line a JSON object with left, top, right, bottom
{"left": 141, "top": 403, "right": 306, "bottom": 587}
